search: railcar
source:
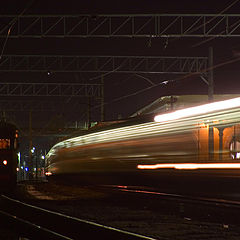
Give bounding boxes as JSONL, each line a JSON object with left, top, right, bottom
{"left": 45, "top": 97, "right": 240, "bottom": 187}
{"left": 0, "top": 120, "right": 19, "bottom": 187}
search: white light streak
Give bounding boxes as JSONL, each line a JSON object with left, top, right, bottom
{"left": 137, "top": 163, "right": 240, "bottom": 170}
{"left": 46, "top": 97, "right": 240, "bottom": 161}
{"left": 154, "top": 97, "right": 240, "bottom": 122}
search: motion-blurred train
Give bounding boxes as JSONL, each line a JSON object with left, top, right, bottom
{"left": 0, "top": 120, "right": 19, "bottom": 187}
{"left": 45, "top": 97, "right": 240, "bottom": 188}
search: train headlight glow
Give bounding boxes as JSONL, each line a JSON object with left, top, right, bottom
{"left": 3, "top": 160, "right": 7, "bottom": 165}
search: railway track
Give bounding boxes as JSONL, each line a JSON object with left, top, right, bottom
{"left": 110, "top": 185, "right": 240, "bottom": 208}
{"left": 0, "top": 194, "right": 156, "bottom": 240}
{"left": 96, "top": 185, "right": 240, "bottom": 226}
{"left": 10, "top": 181, "right": 240, "bottom": 239}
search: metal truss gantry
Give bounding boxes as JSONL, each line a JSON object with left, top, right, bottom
{"left": 1, "top": 14, "right": 240, "bottom": 38}
{"left": 0, "top": 55, "right": 208, "bottom": 74}
{"left": 0, "top": 55, "right": 209, "bottom": 117}
{"left": 0, "top": 82, "right": 102, "bottom": 97}
{"left": 0, "top": 100, "right": 89, "bottom": 112}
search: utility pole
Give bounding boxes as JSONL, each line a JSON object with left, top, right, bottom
{"left": 208, "top": 47, "right": 214, "bottom": 101}
{"left": 29, "top": 110, "right": 33, "bottom": 179}
{"left": 87, "top": 97, "right": 91, "bottom": 129}
{"left": 208, "top": 47, "right": 214, "bottom": 160}
{"left": 101, "top": 75, "right": 105, "bottom": 122}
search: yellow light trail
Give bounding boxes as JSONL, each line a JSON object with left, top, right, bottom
{"left": 46, "top": 97, "right": 240, "bottom": 159}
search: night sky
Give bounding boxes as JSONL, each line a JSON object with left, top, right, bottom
{"left": 2, "top": 0, "right": 239, "bottom": 14}
{"left": 1, "top": 0, "right": 240, "bottom": 124}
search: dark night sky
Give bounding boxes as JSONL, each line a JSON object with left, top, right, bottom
{"left": 1, "top": 0, "right": 239, "bottom": 14}
{"left": 1, "top": 0, "right": 240, "bottom": 123}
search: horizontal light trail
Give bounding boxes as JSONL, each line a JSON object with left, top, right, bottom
{"left": 154, "top": 97, "right": 240, "bottom": 122}
{"left": 46, "top": 97, "right": 240, "bottom": 159}
{"left": 137, "top": 163, "right": 240, "bottom": 170}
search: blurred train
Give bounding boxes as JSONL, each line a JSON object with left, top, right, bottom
{"left": 45, "top": 97, "right": 240, "bottom": 188}
{"left": 0, "top": 120, "right": 19, "bottom": 187}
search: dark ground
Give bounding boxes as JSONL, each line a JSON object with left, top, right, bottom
{"left": 8, "top": 181, "right": 240, "bottom": 240}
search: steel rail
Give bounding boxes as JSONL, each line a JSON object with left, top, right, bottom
{"left": 0, "top": 209, "right": 71, "bottom": 240}
{"left": 110, "top": 185, "right": 240, "bottom": 208}
{"left": 0, "top": 195, "right": 156, "bottom": 240}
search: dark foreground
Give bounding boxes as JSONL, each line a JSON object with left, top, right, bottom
{"left": 4, "top": 180, "right": 239, "bottom": 240}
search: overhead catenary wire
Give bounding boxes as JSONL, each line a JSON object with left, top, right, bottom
{"left": 89, "top": 54, "right": 240, "bottom": 113}
{"left": 191, "top": 17, "right": 240, "bottom": 48}
{"left": 76, "top": 51, "right": 240, "bottom": 121}
{"left": 191, "top": 0, "right": 240, "bottom": 48}
{"left": 165, "top": 0, "right": 240, "bottom": 50}
{"left": 2, "top": 2, "right": 239, "bottom": 125}
{"left": 0, "top": 0, "right": 35, "bottom": 59}
{"left": 190, "top": 0, "right": 240, "bottom": 35}
{"left": 95, "top": 0, "right": 240, "bottom": 117}
{"left": 85, "top": 1, "right": 240, "bottom": 105}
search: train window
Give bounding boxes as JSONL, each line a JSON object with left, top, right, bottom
{"left": 0, "top": 139, "right": 10, "bottom": 149}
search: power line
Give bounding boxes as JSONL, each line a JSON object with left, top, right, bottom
{"left": 95, "top": 54, "right": 240, "bottom": 111}
{"left": 0, "top": 0, "right": 35, "bottom": 59}
{"left": 191, "top": 0, "right": 240, "bottom": 48}
{"left": 166, "top": 0, "right": 240, "bottom": 49}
